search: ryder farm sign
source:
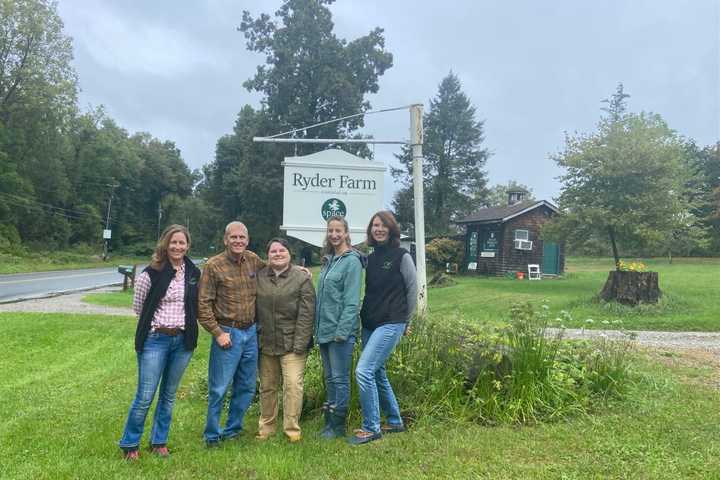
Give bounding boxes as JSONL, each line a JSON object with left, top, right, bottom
{"left": 281, "top": 149, "right": 385, "bottom": 247}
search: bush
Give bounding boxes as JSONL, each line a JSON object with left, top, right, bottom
{"left": 426, "top": 237, "right": 464, "bottom": 270}
{"left": 378, "top": 302, "right": 636, "bottom": 425}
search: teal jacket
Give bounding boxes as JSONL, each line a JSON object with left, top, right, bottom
{"left": 315, "top": 249, "right": 363, "bottom": 344}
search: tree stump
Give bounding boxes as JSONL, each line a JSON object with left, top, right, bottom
{"left": 599, "top": 271, "right": 661, "bottom": 305}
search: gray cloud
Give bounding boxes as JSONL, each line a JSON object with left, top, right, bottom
{"left": 59, "top": 0, "right": 719, "bottom": 206}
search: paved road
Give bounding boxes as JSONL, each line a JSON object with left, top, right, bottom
{"left": 0, "top": 267, "right": 127, "bottom": 303}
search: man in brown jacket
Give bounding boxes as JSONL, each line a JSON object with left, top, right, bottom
{"left": 198, "top": 221, "right": 264, "bottom": 446}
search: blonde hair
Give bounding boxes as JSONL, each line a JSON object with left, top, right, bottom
{"left": 322, "top": 215, "right": 351, "bottom": 257}
{"left": 150, "top": 224, "right": 190, "bottom": 271}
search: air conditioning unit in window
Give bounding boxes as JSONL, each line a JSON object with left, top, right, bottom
{"left": 514, "top": 239, "right": 533, "bottom": 250}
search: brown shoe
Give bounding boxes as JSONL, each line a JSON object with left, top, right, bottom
{"left": 255, "top": 432, "right": 273, "bottom": 441}
{"left": 286, "top": 433, "right": 302, "bottom": 443}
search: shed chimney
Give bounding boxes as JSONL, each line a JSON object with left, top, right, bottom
{"left": 507, "top": 188, "right": 527, "bottom": 206}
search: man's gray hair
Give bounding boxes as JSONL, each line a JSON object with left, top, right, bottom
{"left": 224, "top": 221, "right": 248, "bottom": 236}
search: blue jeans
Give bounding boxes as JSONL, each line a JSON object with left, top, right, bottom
{"left": 356, "top": 324, "right": 405, "bottom": 434}
{"left": 204, "top": 324, "right": 258, "bottom": 442}
{"left": 318, "top": 336, "right": 355, "bottom": 413}
{"left": 119, "top": 332, "right": 193, "bottom": 450}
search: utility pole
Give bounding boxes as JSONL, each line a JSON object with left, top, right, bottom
{"left": 157, "top": 200, "right": 163, "bottom": 240}
{"left": 102, "top": 184, "right": 117, "bottom": 261}
{"left": 252, "top": 103, "right": 429, "bottom": 314}
{"left": 410, "top": 104, "right": 427, "bottom": 317}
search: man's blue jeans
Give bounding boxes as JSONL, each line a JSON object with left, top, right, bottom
{"left": 119, "top": 332, "right": 193, "bottom": 450}
{"left": 318, "top": 336, "right": 355, "bottom": 413}
{"left": 204, "top": 324, "right": 258, "bottom": 442}
{"left": 356, "top": 324, "right": 405, "bottom": 434}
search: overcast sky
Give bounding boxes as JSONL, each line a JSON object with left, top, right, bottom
{"left": 57, "top": 0, "right": 719, "bottom": 207}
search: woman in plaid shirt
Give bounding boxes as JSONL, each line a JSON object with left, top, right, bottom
{"left": 119, "top": 224, "right": 201, "bottom": 460}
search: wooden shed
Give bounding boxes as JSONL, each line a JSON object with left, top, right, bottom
{"left": 456, "top": 191, "right": 564, "bottom": 277}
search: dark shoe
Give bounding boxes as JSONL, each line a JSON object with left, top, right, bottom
{"left": 320, "top": 406, "right": 346, "bottom": 439}
{"left": 205, "top": 439, "right": 221, "bottom": 449}
{"left": 151, "top": 446, "right": 170, "bottom": 457}
{"left": 123, "top": 449, "right": 140, "bottom": 461}
{"left": 381, "top": 423, "right": 406, "bottom": 434}
{"left": 319, "top": 402, "right": 332, "bottom": 437}
{"left": 348, "top": 429, "right": 382, "bottom": 445}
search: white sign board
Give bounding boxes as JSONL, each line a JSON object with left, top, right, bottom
{"left": 103, "top": 229, "right": 112, "bottom": 239}
{"left": 282, "top": 149, "right": 385, "bottom": 247}
{"left": 480, "top": 251, "right": 495, "bottom": 257}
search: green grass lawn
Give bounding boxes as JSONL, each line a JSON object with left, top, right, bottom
{"left": 428, "top": 256, "right": 720, "bottom": 331}
{"left": 82, "top": 290, "right": 134, "bottom": 308}
{"left": 0, "top": 250, "right": 146, "bottom": 274}
{"left": 0, "top": 312, "right": 718, "bottom": 479}
{"left": 84, "top": 257, "right": 720, "bottom": 332}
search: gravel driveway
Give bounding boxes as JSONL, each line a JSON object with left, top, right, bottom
{"left": 0, "top": 287, "right": 133, "bottom": 316}
{"left": 1, "top": 288, "right": 718, "bottom": 360}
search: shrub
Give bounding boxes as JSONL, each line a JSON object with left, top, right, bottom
{"left": 425, "top": 237, "right": 464, "bottom": 270}
{"left": 379, "top": 302, "right": 636, "bottom": 425}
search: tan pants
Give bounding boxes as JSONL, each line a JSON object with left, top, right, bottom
{"left": 258, "top": 352, "right": 307, "bottom": 438}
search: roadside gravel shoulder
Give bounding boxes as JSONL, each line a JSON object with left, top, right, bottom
{"left": 0, "top": 287, "right": 133, "bottom": 316}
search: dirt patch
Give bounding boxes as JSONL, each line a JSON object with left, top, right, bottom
{"left": 646, "top": 347, "right": 720, "bottom": 390}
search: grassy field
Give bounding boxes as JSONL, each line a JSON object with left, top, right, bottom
{"left": 83, "top": 257, "right": 720, "bottom": 332}
{"left": 0, "top": 250, "right": 146, "bottom": 274}
{"left": 82, "top": 290, "right": 134, "bottom": 308}
{"left": 0, "top": 312, "right": 718, "bottom": 479}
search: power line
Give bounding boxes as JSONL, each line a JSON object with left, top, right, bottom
{"left": 266, "top": 104, "right": 412, "bottom": 139}
{"left": 0, "top": 192, "right": 104, "bottom": 219}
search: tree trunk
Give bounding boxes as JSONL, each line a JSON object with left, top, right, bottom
{"left": 599, "top": 271, "right": 661, "bottom": 305}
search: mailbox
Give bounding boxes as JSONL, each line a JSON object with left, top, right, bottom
{"left": 118, "top": 265, "right": 136, "bottom": 290}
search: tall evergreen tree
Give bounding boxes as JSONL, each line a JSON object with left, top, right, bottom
{"left": 392, "top": 72, "right": 490, "bottom": 235}
{"left": 201, "top": 0, "right": 393, "bottom": 248}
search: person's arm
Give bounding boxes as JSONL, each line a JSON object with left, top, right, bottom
{"left": 293, "top": 275, "right": 316, "bottom": 353}
{"left": 334, "top": 257, "right": 362, "bottom": 341}
{"left": 198, "top": 264, "right": 222, "bottom": 337}
{"left": 400, "top": 253, "right": 417, "bottom": 323}
{"left": 132, "top": 271, "right": 151, "bottom": 317}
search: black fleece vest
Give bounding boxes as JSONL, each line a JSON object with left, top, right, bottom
{"left": 134, "top": 257, "right": 200, "bottom": 352}
{"left": 360, "top": 246, "right": 408, "bottom": 331}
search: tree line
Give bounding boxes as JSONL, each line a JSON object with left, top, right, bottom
{"left": 1, "top": 0, "right": 718, "bottom": 258}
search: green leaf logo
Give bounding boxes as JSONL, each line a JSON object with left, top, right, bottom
{"left": 321, "top": 198, "right": 347, "bottom": 220}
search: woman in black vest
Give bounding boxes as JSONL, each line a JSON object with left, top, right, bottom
{"left": 119, "top": 224, "right": 201, "bottom": 460}
{"left": 350, "top": 211, "right": 417, "bottom": 445}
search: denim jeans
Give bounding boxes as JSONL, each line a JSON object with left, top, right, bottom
{"left": 204, "top": 324, "right": 259, "bottom": 442}
{"left": 356, "top": 324, "right": 405, "bottom": 434}
{"left": 119, "top": 332, "right": 193, "bottom": 450}
{"left": 318, "top": 336, "right": 355, "bottom": 413}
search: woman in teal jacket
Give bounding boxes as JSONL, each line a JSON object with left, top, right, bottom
{"left": 315, "top": 215, "right": 363, "bottom": 439}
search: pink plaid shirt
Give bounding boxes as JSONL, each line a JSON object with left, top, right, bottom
{"left": 132, "top": 263, "right": 187, "bottom": 330}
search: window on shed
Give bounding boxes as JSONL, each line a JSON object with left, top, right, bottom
{"left": 514, "top": 229, "right": 529, "bottom": 241}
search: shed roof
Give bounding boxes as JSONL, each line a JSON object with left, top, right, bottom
{"left": 456, "top": 200, "right": 559, "bottom": 224}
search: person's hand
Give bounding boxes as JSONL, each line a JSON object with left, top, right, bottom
{"left": 334, "top": 336, "right": 346, "bottom": 343}
{"left": 299, "top": 266, "right": 312, "bottom": 278}
{"left": 216, "top": 332, "right": 232, "bottom": 349}
{"left": 404, "top": 325, "right": 412, "bottom": 337}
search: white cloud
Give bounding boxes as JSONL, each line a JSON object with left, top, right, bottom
{"left": 66, "top": 6, "right": 224, "bottom": 77}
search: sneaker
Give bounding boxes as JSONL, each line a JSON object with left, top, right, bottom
{"left": 347, "top": 429, "right": 382, "bottom": 445}
{"left": 255, "top": 432, "right": 272, "bottom": 441}
{"left": 123, "top": 450, "right": 140, "bottom": 461}
{"left": 151, "top": 446, "right": 170, "bottom": 457}
{"left": 381, "top": 423, "right": 406, "bottom": 434}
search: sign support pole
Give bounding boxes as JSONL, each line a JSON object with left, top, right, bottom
{"left": 410, "top": 104, "right": 427, "bottom": 318}
{"left": 254, "top": 103, "right": 428, "bottom": 315}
